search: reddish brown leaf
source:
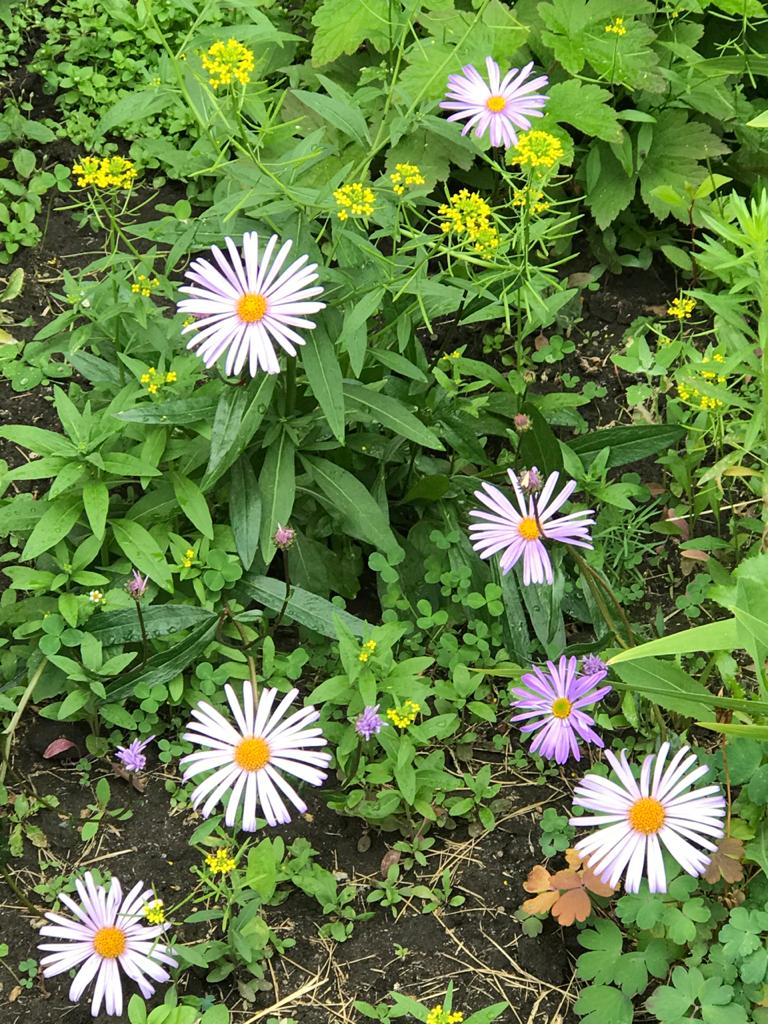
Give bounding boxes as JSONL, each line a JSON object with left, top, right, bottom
{"left": 549, "top": 869, "right": 582, "bottom": 891}
{"left": 523, "top": 864, "right": 552, "bottom": 894}
{"left": 380, "top": 849, "right": 401, "bottom": 878}
{"left": 702, "top": 837, "right": 745, "bottom": 884}
{"left": 582, "top": 866, "right": 615, "bottom": 897}
{"left": 43, "top": 738, "right": 77, "bottom": 759}
{"left": 564, "top": 848, "right": 582, "bottom": 870}
{"left": 551, "top": 887, "right": 592, "bottom": 926}
{"left": 522, "top": 891, "right": 559, "bottom": 915}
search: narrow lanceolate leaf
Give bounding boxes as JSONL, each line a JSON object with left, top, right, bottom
{"left": 259, "top": 432, "right": 295, "bottom": 562}
{"left": 569, "top": 424, "right": 685, "bottom": 470}
{"left": 608, "top": 618, "right": 739, "bottom": 664}
{"left": 293, "top": 88, "right": 371, "bottom": 145}
{"left": 111, "top": 518, "right": 174, "bottom": 593}
{"left": 611, "top": 659, "right": 711, "bottom": 720}
{"left": 203, "top": 375, "right": 276, "bottom": 491}
{"left": 171, "top": 471, "right": 214, "bottom": 540}
{"left": 229, "top": 457, "right": 261, "bottom": 571}
{"left": 203, "top": 387, "right": 249, "bottom": 487}
{"left": 89, "top": 605, "right": 215, "bottom": 645}
{"left": 302, "top": 454, "right": 403, "bottom": 560}
{"left": 302, "top": 323, "right": 345, "bottom": 443}
{"left": 21, "top": 495, "right": 81, "bottom": 561}
{"left": 240, "top": 575, "right": 370, "bottom": 638}
{"left": 82, "top": 480, "right": 109, "bottom": 540}
{"left": 343, "top": 381, "right": 443, "bottom": 449}
{"left": 106, "top": 616, "right": 219, "bottom": 700}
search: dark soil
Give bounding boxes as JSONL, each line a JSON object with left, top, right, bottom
{"left": 2, "top": 716, "right": 575, "bottom": 1024}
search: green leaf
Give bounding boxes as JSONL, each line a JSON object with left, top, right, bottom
{"left": 112, "top": 519, "right": 174, "bottom": 593}
{"left": 574, "top": 984, "right": 633, "bottom": 1024}
{"left": 302, "top": 454, "right": 403, "bottom": 560}
{"left": 518, "top": 401, "right": 563, "bottom": 474}
{"left": 115, "top": 396, "right": 219, "bottom": 425}
{"left": 171, "top": 472, "right": 214, "bottom": 540}
{"left": 733, "top": 556, "right": 768, "bottom": 689}
{"left": 745, "top": 819, "right": 768, "bottom": 877}
{"left": 239, "top": 576, "right": 370, "bottom": 639}
{"left": 229, "top": 457, "right": 261, "bottom": 571}
{"left": 204, "top": 387, "right": 249, "bottom": 488}
{"left": 608, "top": 618, "right": 739, "bottom": 663}
{"left": 569, "top": 424, "right": 685, "bottom": 470}
{"left": 343, "top": 381, "right": 443, "bottom": 449}
{"left": 302, "top": 322, "right": 345, "bottom": 443}
{"left": 106, "top": 616, "right": 219, "bottom": 700}
{"left": 57, "top": 689, "right": 90, "bottom": 721}
{"left": 203, "top": 375, "right": 276, "bottom": 491}
{"left": 547, "top": 80, "right": 622, "bottom": 143}
{"left": 82, "top": 480, "right": 109, "bottom": 540}
{"left": 611, "top": 659, "right": 711, "bottom": 719}
{"left": 259, "top": 431, "right": 295, "bottom": 562}
{"left": 0, "top": 424, "right": 75, "bottom": 456}
{"left": 293, "top": 87, "right": 370, "bottom": 145}
{"left": 89, "top": 605, "right": 214, "bottom": 644}
{"left": 339, "top": 291, "right": 384, "bottom": 376}
{"left": 310, "top": 0, "right": 390, "bottom": 65}
{"left": 21, "top": 495, "right": 81, "bottom": 560}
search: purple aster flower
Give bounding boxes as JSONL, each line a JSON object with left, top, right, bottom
{"left": 520, "top": 466, "right": 543, "bottom": 494}
{"left": 511, "top": 655, "right": 611, "bottom": 764}
{"left": 582, "top": 653, "right": 608, "bottom": 676}
{"left": 126, "top": 569, "right": 148, "bottom": 600}
{"left": 440, "top": 57, "right": 548, "bottom": 149}
{"left": 570, "top": 743, "right": 726, "bottom": 894}
{"left": 115, "top": 736, "right": 154, "bottom": 774}
{"left": 177, "top": 232, "right": 325, "bottom": 377}
{"left": 468, "top": 469, "right": 595, "bottom": 585}
{"left": 38, "top": 871, "right": 176, "bottom": 1016}
{"left": 274, "top": 523, "right": 296, "bottom": 550}
{"left": 355, "top": 705, "right": 385, "bottom": 740}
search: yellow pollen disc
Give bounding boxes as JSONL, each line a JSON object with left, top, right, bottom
{"left": 628, "top": 796, "right": 665, "bottom": 835}
{"left": 551, "top": 697, "right": 572, "bottom": 719}
{"left": 93, "top": 926, "right": 126, "bottom": 959}
{"left": 486, "top": 94, "right": 506, "bottom": 113}
{"left": 236, "top": 292, "right": 268, "bottom": 323}
{"left": 518, "top": 516, "right": 541, "bottom": 541}
{"left": 234, "top": 736, "right": 271, "bottom": 772}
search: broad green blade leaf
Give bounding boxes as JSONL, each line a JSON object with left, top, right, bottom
{"left": 106, "top": 617, "right": 218, "bottom": 699}
{"left": 89, "top": 605, "right": 214, "bottom": 645}
{"left": 229, "top": 457, "right": 261, "bottom": 571}
{"left": 259, "top": 432, "right": 295, "bottom": 562}
{"left": 98, "top": 88, "right": 176, "bottom": 135}
{"left": 302, "top": 322, "right": 345, "bottom": 443}
{"left": 21, "top": 495, "right": 81, "bottom": 560}
{"left": 240, "top": 575, "right": 369, "bottom": 638}
{"left": 203, "top": 387, "right": 249, "bottom": 487}
{"left": 518, "top": 401, "right": 563, "bottom": 474}
{"left": 569, "top": 424, "right": 686, "bottom": 470}
{"left": 115, "top": 396, "right": 219, "bottom": 424}
{"left": 203, "top": 375, "right": 276, "bottom": 490}
{"left": 611, "top": 659, "right": 711, "bottom": 719}
{"left": 82, "top": 480, "right": 109, "bottom": 540}
{"left": 518, "top": 562, "right": 566, "bottom": 658}
{"left": 608, "top": 618, "right": 739, "bottom": 664}
{"left": 0, "top": 425, "right": 75, "bottom": 456}
{"left": 497, "top": 566, "right": 533, "bottom": 662}
{"left": 112, "top": 518, "right": 174, "bottom": 593}
{"left": 171, "top": 471, "right": 214, "bottom": 540}
{"left": 343, "top": 381, "right": 443, "bottom": 449}
{"left": 734, "top": 555, "right": 768, "bottom": 689}
{"left": 302, "top": 454, "right": 403, "bottom": 560}
{"left": 697, "top": 723, "right": 768, "bottom": 739}
{"left": 293, "top": 87, "right": 371, "bottom": 145}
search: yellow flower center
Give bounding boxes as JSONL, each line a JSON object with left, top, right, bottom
{"left": 486, "top": 94, "right": 506, "bottom": 113}
{"left": 628, "top": 796, "right": 665, "bottom": 835}
{"left": 517, "top": 516, "right": 541, "bottom": 541}
{"left": 551, "top": 697, "right": 572, "bottom": 719}
{"left": 93, "top": 926, "right": 126, "bottom": 959}
{"left": 236, "top": 293, "right": 268, "bottom": 323}
{"left": 234, "top": 736, "right": 271, "bottom": 772}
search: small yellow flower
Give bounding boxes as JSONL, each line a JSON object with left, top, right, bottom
{"left": 511, "top": 187, "right": 550, "bottom": 215}
{"left": 667, "top": 296, "right": 696, "bottom": 320}
{"left": 165, "top": 371, "right": 177, "bottom": 383}
{"left": 72, "top": 155, "right": 137, "bottom": 189}
{"left": 438, "top": 189, "right": 500, "bottom": 258}
{"left": 88, "top": 590, "right": 104, "bottom": 604}
{"left": 182, "top": 547, "right": 196, "bottom": 569}
{"left": 201, "top": 38, "right": 255, "bottom": 89}
{"left": 512, "top": 131, "right": 564, "bottom": 171}
{"left": 147, "top": 382, "right": 159, "bottom": 394}
{"left": 605, "top": 16, "right": 627, "bottom": 35}
{"left": 334, "top": 182, "right": 376, "bottom": 221}
{"left": 386, "top": 700, "right": 421, "bottom": 729}
{"left": 205, "top": 848, "right": 236, "bottom": 875}
{"left": 143, "top": 899, "right": 165, "bottom": 924}
{"left": 426, "top": 1008, "right": 464, "bottom": 1024}
{"left": 358, "top": 651, "right": 370, "bottom": 663}
{"left": 390, "top": 162, "right": 426, "bottom": 196}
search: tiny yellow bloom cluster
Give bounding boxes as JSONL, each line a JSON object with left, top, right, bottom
{"left": 131, "top": 274, "right": 160, "bottom": 297}
{"left": 511, "top": 187, "right": 550, "bottom": 215}
{"left": 140, "top": 366, "right": 177, "bottom": 396}
{"left": 358, "top": 639, "right": 378, "bottom": 663}
{"left": 426, "top": 1008, "right": 464, "bottom": 1024}
{"left": 334, "top": 182, "right": 376, "bottom": 221}
{"left": 438, "top": 190, "right": 500, "bottom": 258}
{"left": 605, "top": 16, "right": 627, "bottom": 35}
{"left": 441, "top": 349, "right": 461, "bottom": 361}
{"left": 202, "top": 38, "right": 255, "bottom": 89}
{"left": 390, "top": 162, "right": 426, "bottom": 196}
{"left": 205, "top": 848, "right": 236, "bottom": 875}
{"left": 701, "top": 352, "right": 726, "bottom": 382}
{"left": 143, "top": 899, "right": 165, "bottom": 924}
{"left": 182, "top": 547, "right": 196, "bottom": 569}
{"left": 667, "top": 296, "right": 696, "bottom": 320}
{"left": 88, "top": 589, "right": 104, "bottom": 604}
{"left": 387, "top": 700, "right": 420, "bottom": 729}
{"left": 512, "top": 131, "right": 564, "bottom": 170}
{"left": 72, "top": 155, "right": 137, "bottom": 189}
{"left": 678, "top": 353, "right": 727, "bottom": 412}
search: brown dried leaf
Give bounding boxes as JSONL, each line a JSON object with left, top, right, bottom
{"left": 564, "top": 848, "right": 582, "bottom": 870}
{"left": 9, "top": 986, "right": 22, "bottom": 1002}
{"left": 523, "top": 864, "right": 552, "bottom": 894}
{"left": 551, "top": 887, "right": 592, "bottom": 926}
{"left": 681, "top": 548, "right": 709, "bottom": 562}
{"left": 380, "top": 849, "right": 401, "bottom": 878}
{"left": 534, "top": 333, "right": 549, "bottom": 351}
{"left": 549, "top": 868, "right": 582, "bottom": 891}
{"left": 582, "top": 866, "right": 615, "bottom": 896}
{"left": 522, "top": 890, "right": 559, "bottom": 915}
{"left": 702, "top": 836, "right": 745, "bottom": 884}
{"left": 43, "top": 737, "right": 77, "bottom": 759}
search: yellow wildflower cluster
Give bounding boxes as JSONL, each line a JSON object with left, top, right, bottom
{"left": 441, "top": 349, "right": 461, "bottom": 361}
{"left": 426, "top": 1008, "right": 464, "bottom": 1024}
{"left": 143, "top": 899, "right": 165, "bottom": 924}
{"left": 140, "top": 366, "right": 177, "bottom": 396}
{"left": 201, "top": 38, "right": 255, "bottom": 89}
{"left": 387, "top": 700, "right": 420, "bottom": 729}
{"left": 605, "top": 17, "right": 627, "bottom": 35}
{"left": 205, "top": 848, "right": 236, "bottom": 875}
{"left": 667, "top": 296, "right": 696, "bottom": 320}
{"left": 131, "top": 274, "right": 160, "bottom": 297}
{"left": 438, "top": 190, "right": 500, "bottom": 258}
{"left": 182, "top": 547, "right": 196, "bottom": 569}
{"left": 72, "top": 155, "right": 137, "bottom": 189}
{"left": 678, "top": 355, "right": 727, "bottom": 412}
{"left": 390, "top": 162, "right": 426, "bottom": 195}
{"left": 512, "top": 131, "right": 564, "bottom": 170}
{"left": 334, "top": 182, "right": 376, "bottom": 221}
{"left": 511, "top": 187, "right": 551, "bottom": 215}
{"left": 701, "top": 352, "right": 726, "bottom": 381}
{"left": 358, "top": 639, "right": 378, "bottom": 663}
{"left": 88, "top": 590, "right": 104, "bottom": 604}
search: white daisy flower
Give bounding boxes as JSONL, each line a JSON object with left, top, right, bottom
{"left": 570, "top": 742, "right": 726, "bottom": 893}
{"left": 180, "top": 682, "right": 331, "bottom": 830}
{"left": 38, "top": 872, "right": 176, "bottom": 1017}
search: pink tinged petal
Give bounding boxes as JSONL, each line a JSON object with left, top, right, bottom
{"left": 242, "top": 771, "right": 259, "bottom": 831}
{"left": 225, "top": 681, "right": 251, "bottom": 737}
{"left": 243, "top": 231, "right": 260, "bottom": 291}
{"left": 256, "top": 770, "right": 278, "bottom": 827}
{"left": 257, "top": 238, "right": 294, "bottom": 294}
{"left": 484, "top": 56, "right": 500, "bottom": 92}
{"left": 90, "top": 960, "right": 109, "bottom": 1017}
{"left": 224, "top": 236, "right": 249, "bottom": 294}
{"left": 263, "top": 688, "right": 302, "bottom": 737}
{"left": 40, "top": 947, "right": 95, "bottom": 975}
{"left": 264, "top": 764, "right": 308, "bottom": 814}
{"left": 270, "top": 756, "right": 328, "bottom": 786}
{"left": 253, "top": 686, "right": 279, "bottom": 736}
{"left": 210, "top": 243, "right": 245, "bottom": 295}
{"left": 224, "top": 771, "right": 247, "bottom": 828}
{"left": 646, "top": 834, "right": 667, "bottom": 893}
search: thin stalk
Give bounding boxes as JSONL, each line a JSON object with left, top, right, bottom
{"left": 134, "top": 600, "right": 149, "bottom": 667}
{"left": 231, "top": 618, "right": 259, "bottom": 691}
{"left": 0, "top": 863, "right": 44, "bottom": 914}
{"left": 0, "top": 659, "right": 47, "bottom": 786}
{"left": 570, "top": 549, "right": 635, "bottom": 648}
{"left": 271, "top": 550, "right": 293, "bottom": 633}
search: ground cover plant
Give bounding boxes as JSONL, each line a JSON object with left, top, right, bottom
{"left": 1, "top": 0, "right": 768, "bottom": 1021}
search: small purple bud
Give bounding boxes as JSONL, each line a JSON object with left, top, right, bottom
{"left": 274, "top": 524, "right": 296, "bottom": 550}
{"left": 126, "top": 569, "right": 149, "bottom": 600}
{"left": 355, "top": 705, "right": 385, "bottom": 741}
{"left": 514, "top": 413, "right": 531, "bottom": 432}
{"left": 520, "top": 466, "right": 543, "bottom": 494}
{"left": 115, "top": 736, "right": 154, "bottom": 774}
{"left": 582, "top": 654, "right": 608, "bottom": 677}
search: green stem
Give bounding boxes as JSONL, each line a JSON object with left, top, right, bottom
{"left": 0, "top": 863, "right": 44, "bottom": 914}
{"left": 135, "top": 600, "right": 149, "bottom": 667}
{"left": 0, "top": 659, "right": 47, "bottom": 787}
{"left": 271, "top": 551, "right": 293, "bottom": 633}
{"left": 570, "top": 549, "right": 634, "bottom": 648}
